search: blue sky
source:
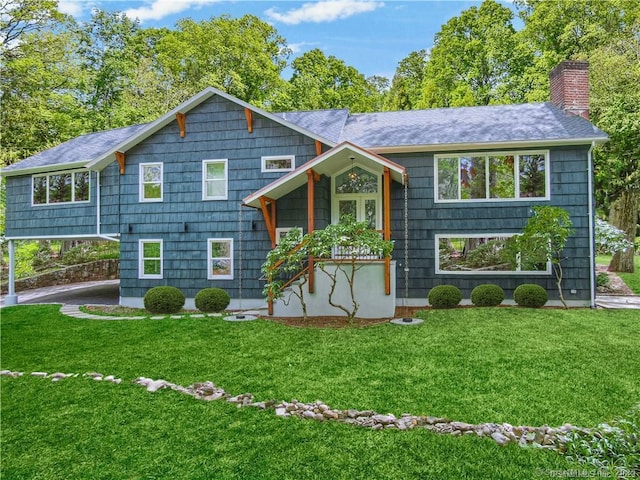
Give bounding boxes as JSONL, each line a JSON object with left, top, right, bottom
{"left": 57, "top": 0, "right": 518, "bottom": 80}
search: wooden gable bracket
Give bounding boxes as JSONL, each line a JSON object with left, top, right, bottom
{"left": 115, "top": 151, "right": 126, "bottom": 175}
{"left": 315, "top": 140, "right": 322, "bottom": 156}
{"left": 176, "top": 112, "right": 186, "bottom": 138}
{"left": 259, "top": 196, "right": 277, "bottom": 247}
{"left": 245, "top": 108, "right": 253, "bottom": 133}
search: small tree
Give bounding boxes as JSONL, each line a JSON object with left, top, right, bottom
{"left": 262, "top": 216, "right": 394, "bottom": 322}
{"left": 307, "top": 217, "right": 394, "bottom": 322}
{"left": 261, "top": 228, "right": 309, "bottom": 319}
{"left": 509, "top": 206, "right": 574, "bottom": 309}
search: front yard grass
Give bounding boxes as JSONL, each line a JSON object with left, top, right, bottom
{"left": 2, "top": 305, "right": 639, "bottom": 479}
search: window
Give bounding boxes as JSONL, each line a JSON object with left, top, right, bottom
{"left": 435, "top": 234, "right": 551, "bottom": 275}
{"left": 262, "top": 155, "right": 295, "bottom": 172}
{"left": 203, "top": 159, "right": 228, "bottom": 200}
{"left": 140, "top": 163, "right": 163, "bottom": 202}
{"left": 332, "top": 165, "right": 381, "bottom": 229}
{"left": 32, "top": 170, "right": 90, "bottom": 205}
{"left": 139, "top": 240, "right": 163, "bottom": 279}
{"left": 275, "top": 227, "right": 303, "bottom": 246}
{"left": 435, "top": 151, "right": 549, "bottom": 202}
{"left": 208, "top": 238, "right": 233, "bottom": 280}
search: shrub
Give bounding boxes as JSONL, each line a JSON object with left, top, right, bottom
{"left": 428, "top": 285, "right": 462, "bottom": 308}
{"left": 596, "top": 272, "right": 610, "bottom": 288}
{"left": 513, "top": 284, "right": 548, "bottom": 308}
{"left": 470, "top": 284, "right": 505, "bottom": 307}
{"left": 144, "top": 286, "right": 185, "bottom": 314}
{"left": 195, "top": 288, "right": 230, "bottom": 313}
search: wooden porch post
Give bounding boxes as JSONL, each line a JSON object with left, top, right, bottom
{"left": 307, "top": 169, "right": 318, "bottom": 293}
{"left": 383, "top": 167, "right": 392, "bottom": 295}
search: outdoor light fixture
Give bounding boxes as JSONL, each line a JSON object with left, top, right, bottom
{"left": 348, "top": 155, "right": 359, "bottom": 181}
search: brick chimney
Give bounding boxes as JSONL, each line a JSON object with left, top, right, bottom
{"left": 550, "top": 60, "right": 590, "bottom": 120}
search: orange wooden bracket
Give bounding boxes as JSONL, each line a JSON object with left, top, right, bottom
{"left": 315, "top": 140, "right": 322, "bottom": 156}
{"left": 115, "top": 151, "right": 125, "bottom": 175}
{"left": 176, "top": 112, "right": 186, "bottom": 138}
{"left": 245, "top": 108, "right": 253, "bottom": 133}
{"left": 259, "top": 196, "right": 276, "bottom": 247}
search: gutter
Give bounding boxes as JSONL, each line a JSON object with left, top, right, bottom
{"left": 587, "top": 142, "right": 596, "bottom": 308}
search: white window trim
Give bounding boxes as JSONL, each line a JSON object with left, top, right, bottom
{"left": 434, "top": 233, "right": 552, "bottom": 275}
{"left": 31, "top": 169, "right": 91, "bottom": 206}
{"left": 139, "top": 162, "right": 163, "bottom": 202}
{"left": 330, "top": 163, "right": 382, "bottom": 229}
{"left": 207, "top": 238, "right": 234, "bottom": 280}
{"left": 138, "top": 239, "right": 163, "bottom": 279}
{"left": 261, "top": 155, "right": 295, "bottom": 173}
{"left": 275, "top": 227, "right": 303, "bottom": 245}
{"left": 434, "top": 150, "right": 550, "bottom": 203}
{"left": 202, "top": 159, "right": 228, "bottom": 200}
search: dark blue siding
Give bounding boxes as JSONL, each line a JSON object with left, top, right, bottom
{"left": 5, "top": 172, "right": 98, "bottom": 238}
{"left": 118, "top": 95, "right": 320, "bottom": 299}
{"left": 387, "top": 146, "right": 593, "bottom": 302}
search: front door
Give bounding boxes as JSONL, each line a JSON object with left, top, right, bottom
{"left": 332, "top": 165, "right": 381, "bottom": 229}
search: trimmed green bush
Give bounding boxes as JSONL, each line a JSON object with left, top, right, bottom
{"left": 428, "top": 285, "right": 462, "bottom": 309}
{"left": 143, "top": 286, "right": 185, "bottom": 314}
{"left": 513, "top": 284, "right": 548, "bottom": 308}
{"left": 470, "top": 284, "right": 505, "bottom": 307}
{"left": 195, "top": 288, "right": 230, "bottom": 313}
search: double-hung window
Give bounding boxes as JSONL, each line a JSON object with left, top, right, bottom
{"left": 139, "top": 163, "right": 163, "bottom": 202}
{"left": 208, "top": 238, "right": 233, "bottom": 280}
{"left": 139, "top": 239, "right": 163, "bottom": 279}
{"left": 202, "top": 159, "right": 228, "bottom": 200}
{"left": 435, "top": 151, "right": 549, "bottom": 202}
{"left": 32, "top": 170, "right": 90, "bottom": 205}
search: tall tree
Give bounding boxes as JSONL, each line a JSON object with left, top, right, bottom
{"left": 283, "top": 48, "right": 378, "bottom": 112}
{"left": 0, "top": 0, "right": 68, "bottom": 55}
{"left": 384, "top": 49, "right": 428, "bottom": 111}
{"left": 418, "top": 0, "right": 529, "bottom": 108}
{"left": 154, "top": 14, "right": 290, "bottom": 108}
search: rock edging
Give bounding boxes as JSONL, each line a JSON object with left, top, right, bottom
{"left": 1, "top": 370, "right": 589, "bottom": 451}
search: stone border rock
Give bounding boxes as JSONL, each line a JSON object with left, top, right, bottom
{"left": 1, "top": 369, "right": 590, "bottom": 451}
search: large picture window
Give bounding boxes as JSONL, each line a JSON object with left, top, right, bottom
{"left": 138, "top": 239, "right": 163, "bottom": 279}
{"left": 203, "top": 159, "right": 228, "bottom": 200}
{"left": 139, "top": 163, "right": 163, "bottom": 202}
{"left": 435, "top": 151, "right": 548, "bottom": 202}
{"left": 32, "top": 170, "right": 90, "bottom": 205}
{"left": 435, "top": 234, "right": 551, "bottom": 275}
{"left": 208, "top": 238, "right": 233, "bottom": 280}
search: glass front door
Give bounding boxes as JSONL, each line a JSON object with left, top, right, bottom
{"left": 333, "top": 165, "right": 381, "bottom": 229}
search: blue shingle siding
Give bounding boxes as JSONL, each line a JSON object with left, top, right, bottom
{"left": 385, "top": 145, "right": 593, "bottom": 302}
{"left": 117, "top": 94, "right": 319, "bottom": 300}
{"left": 5, "top": 172, "right": 98, "bottom": 238}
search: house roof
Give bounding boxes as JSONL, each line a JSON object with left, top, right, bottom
{"left": 1, "top": 87, "right": 608, "bottom": 177}
{"left": 0, "top": 123, "right": 150, "bottom": 176}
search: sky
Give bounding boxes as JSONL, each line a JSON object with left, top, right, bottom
{"left": 56, "top": 0, "right": 518, "bottom": 80}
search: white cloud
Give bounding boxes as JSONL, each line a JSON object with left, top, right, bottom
{"left": 288, "top": 41, "right": 319, "bottom": 54}
{"left": 124, "top": 0, "right": 221, "bottom": 22}
{"left": 265, "top": 0, "right": 384, "bottom": 25}
{"left": 57, "top": 0, "right": 90, "bottom": 17}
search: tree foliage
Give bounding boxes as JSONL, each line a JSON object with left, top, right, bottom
{"left": 508, "top": 206, "right": 574, "bottom": 308}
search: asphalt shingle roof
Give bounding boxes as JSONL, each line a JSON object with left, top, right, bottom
{"left": 1, "top": 123, "right": 149, "bottom": 174}
{"left": 2, "top": 99, "right": 607, "bottom": 175}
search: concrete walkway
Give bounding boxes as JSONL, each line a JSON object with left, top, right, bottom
{"left": 595, "top": 295, "right": 640, "bottom": 309}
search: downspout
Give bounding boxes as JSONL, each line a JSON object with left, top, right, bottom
{"left": 587, "top": 142, "right": 596, "bottom": 308}
{"left": 95, "top": 169, "right": 119, "bottom": 242}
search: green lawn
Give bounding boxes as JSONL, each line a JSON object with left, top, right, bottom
{"left": 2, "top": 305, "right": 639, "bottom": 479}
{"left": 596, "top": 254, "right": 640, "bottom": 294}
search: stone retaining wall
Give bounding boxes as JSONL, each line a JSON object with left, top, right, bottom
{"left": 1, "top": 260, "right": 119, "bottom": 294}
